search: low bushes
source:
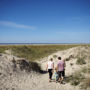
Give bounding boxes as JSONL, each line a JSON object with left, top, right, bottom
{"left": 81, "top": 77, "right": 90, "bottom": 89}
{"left": 53, "top": 55, "right": 57, "bottom": 58}
{"left": 76, "top": 57, "right": 86, "bottom": 65}
{"left": 81, "top": 67, "right": 90, "bottom": 73}
{"left": 65, "top": 72, "right": 85, "bottom": 86}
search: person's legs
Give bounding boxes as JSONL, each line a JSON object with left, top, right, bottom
{"left": 63, "top": 69, "right": 65, "bottom": 78}
{"left": 48, "top": 69, "right": 52, "bottom": 82}
{"left": 50, "top": 70, "right": 53, "bottom": 79}
{"left": 58, "top": 71, "right": 62, "bottom": 82}
{"left": 48, "top": 69, "right": 51, "bottom": 79}
{"left": 60, "top": 71, "right": 64, "bottom": 84}
{"left": 62, "top": 71, "right": 65, "bottom": 79}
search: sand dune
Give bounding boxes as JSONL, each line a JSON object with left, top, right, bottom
{"left": 0, "top": 46, "right": 90, "bottom": 90}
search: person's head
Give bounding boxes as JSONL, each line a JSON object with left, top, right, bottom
{"left": 58, "top": 57, "right": 61, "bottom": 60}
{"left": 50, "top": 58, "right": 53, "bottom": 61}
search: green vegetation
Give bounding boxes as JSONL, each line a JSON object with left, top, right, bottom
{"left": 53, "top": 55, "right": 57, "bottom": 59}
{"left": 0, "top": 46, "right": 8, "bottom": 53}
{"left": 66, "top": 46, "right": 90, "bottom": 87}
{"left": 66, "top": 66, "right": 90, "bottom": 87}
{"left": 65, "top": 55, "right": 74, "bottom": 61}
{"left": 0, "top": 44, "right": 79, "bottom": 61}
{"left": 66, "top": 72, "right": 85, "bottom": 86}
{"left": 76, "top": 57, "right": 86, "bottom": 65}
{"left": 70, "top": 73, "right": 84, "bottom": 86}
{"left": 81, "top": 77, "right": 90, "bottom": 89}
{"left": 65, "top": 58, "right": 70, "bottom": 61}
{"left": 70, "top": 63, "right": 74, "bottom": 66}
{"left": 81, "top": 66, "right": 90, "bottom": 73}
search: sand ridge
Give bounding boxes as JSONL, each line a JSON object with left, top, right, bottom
{"left": 0, "top": 46, "right": 90, "bottom": 90}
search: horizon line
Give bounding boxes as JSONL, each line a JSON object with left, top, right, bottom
{"left": 0, "top": 42, "right": 90, "bottom": 45}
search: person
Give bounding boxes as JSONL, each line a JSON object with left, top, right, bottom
{"left": 63, "top": 59, "right": 66, "bottom": 78}
{"left": 57, "top": 57, "right": 65, "bottom": 83}
{"left": 46, "top": 58, "right": 54, "bottom": 82}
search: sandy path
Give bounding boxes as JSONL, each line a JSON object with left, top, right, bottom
{"left": 31, "top": 47, "right": 82, "bottom": 90}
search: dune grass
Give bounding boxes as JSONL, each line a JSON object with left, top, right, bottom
{"left": 0, "top": 44, "right": 80, "bottom": 61}
{"left": 80, "top": 66, "right": 90, "bottom": 89}
{"left": 0, "top": 44, "right": 90, "bottom": 61}
{"left": 76, "top": 57, "right": 86, "bottom": 65}
{"left": 65, "top": 72, "right": 85, "bottom": 86}
{"left": 65, "top": 45, "right": 90, "bottom": 87}
{"left": 81, "top": 66, "right": 90, "bottom": 74}
{"left": 81, "top": 77, "right": 90, "bottom": 89}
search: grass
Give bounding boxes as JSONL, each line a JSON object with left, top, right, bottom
{"left": 0, "top": 46, "right": 8, "bottom": 53}
{"left": 65, "top": 71, "right": 85, "bottom": 86}
{"left": 0, "top": 44, "right": 79, "bottom": 61}
{"left": 81, "top": 77, "right": 90, "bottom": 89}
{"left": 65, "top": 58, "right": 70, "bottom": 61}
{"left": 81, "top": 66, "right": 90, "bottom": 73}
{"left": 53, "top": 55, "right": 57, "bottom": 58}
{"left": 66, "top": 66, "right": 90, "bottom": 87}
{"left": 65, "top": 55, "right": 75, "bottom": 61}
{"left": 70, "top": 73, "right": 84, "bottom": 86}
{"left": 70, "top": 63, "right": 74, "bottom": 66}
{"left": 76, "top": 57, "right": 86, "bottom": 65}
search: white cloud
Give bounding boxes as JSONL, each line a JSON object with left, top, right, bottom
{"left": 0, "top": 21, "right": 35, "bottom": 30}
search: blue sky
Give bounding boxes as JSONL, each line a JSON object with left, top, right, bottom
{"left": 0, "top": 0, "right": 90, "bottom": 43}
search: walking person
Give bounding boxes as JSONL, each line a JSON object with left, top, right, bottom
{"left": 46, "top": 58, "right": 54, "bottom": 82}
{"left": 57, "top": 57, "right": 65, "bottom": 83}
{"left": 63, "top": 59, "right": 66, "bottom": 78}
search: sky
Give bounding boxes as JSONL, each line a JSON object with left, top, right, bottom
{"left": 0, "top": 0, "right": 90, "bottom": 43}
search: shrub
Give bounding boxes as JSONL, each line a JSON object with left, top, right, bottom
{"left": 81, "top": 67, "right": 90, "bottom": 73}
{"left": 76, "top": 57, "right": 86, "bottom": 65}
{"left": 65, "top": 72, "right": 85, "bottom": 86}
{"left": 53, "top": 55, "right": 57, "bottom": 58}
{"left": 72, "top": 73, "right": 84, "bottom": 86}
{"left": 66, "top": 58, "right": 70, "bottom": 61}
{"left": 81, "top": 77, "right": 90, "bottom": 89}
{"left": 84, "top": 78, "right": 90, "bottom": 88}
{"left": 71, "top": 79, "right": 80, "bottom": 86}
{"left": 70, "top": 63, "right": 74, "bottom": 66}
{"left": 69, "top": 55, "right": 74, "bottom": 59}
{"left": 0, "top": 47, "right": 6, "bottom": 53}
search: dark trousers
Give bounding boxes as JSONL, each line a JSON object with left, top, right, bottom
{"left": 63, "top": 69, "right": 65, "bottom": 77}
{"left": 58, "top": 71, "right": 64, "bottom": 78}
{"left": 48, "top": 69, "right": 53, "bottom": 79}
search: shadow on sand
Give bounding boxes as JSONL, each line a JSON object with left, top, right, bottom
{"left": 40, "top": 70, "right": 48, "bottom": 74}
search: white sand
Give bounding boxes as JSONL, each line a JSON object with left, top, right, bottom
{"left": 0, "top": 46, "right": 90, "bottom": 90}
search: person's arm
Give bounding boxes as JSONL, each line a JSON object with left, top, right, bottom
{"left": 64, "top": 60, "right": 66, "bottom": 69}
{"left": 53, "top": 62, "right": 54, "bottom": 69}
{"left": 55, "top": 67, "right": 58, "bottom": 72}
{"left": 52, "top": 62, "right": 54, "bottom": 73}
{"left": 56, "top": 63, "right": 58, "bottom": 71}
{"left": 64, "top": 62, "right": 66, "bottom": 67}
{"left": 46, "top": 63, "right": 48, "bottom": 71}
